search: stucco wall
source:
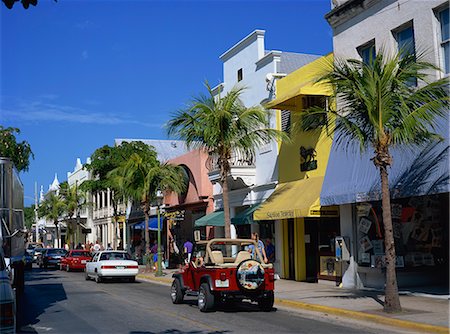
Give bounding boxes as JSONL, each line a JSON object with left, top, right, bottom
{"left": 331, "top": 0, "right": 447, "bottom": 81}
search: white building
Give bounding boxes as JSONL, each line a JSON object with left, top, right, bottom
{"left": 208, "top": 30, "right": 321, "bottom": 272}
{"left": 67, "top": 157, "right": 94, "bottom": 245}
{"left": 323, "top": 0, "right": 449, "bottom": 289}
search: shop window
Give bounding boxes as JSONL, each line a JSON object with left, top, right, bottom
{"left": 357, "top": 40, "right": 376, "bottom": 65}
{"left": 356, "top": 194, "right": 447, "bottom": 269}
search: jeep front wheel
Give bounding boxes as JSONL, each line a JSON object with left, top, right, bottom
{"left": 171, "top": 279, "right": 184, "bottom": 304}
{"left": 258, "top": 291, "right": 274, "bottom": 311}
{"left": 198, "top": 283, "right": 214, "bottom": 312}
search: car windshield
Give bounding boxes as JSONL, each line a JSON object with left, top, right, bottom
{"left": 100, "top": 252, "right": 131, "bottom": 261}
{"left": 47, "top": 249, "right": 67, "bottom": 255}
{"left": 71, "top": 251, "right": 91, "bottom": 257}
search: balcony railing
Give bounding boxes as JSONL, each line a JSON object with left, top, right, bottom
{"left": 206, "top": 151, "right": 256, "bottom": 187}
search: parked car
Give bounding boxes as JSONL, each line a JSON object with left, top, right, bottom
{"left": 171, "top": 238, "right": 275, "bottom": 312}
{"left": 23, "top": 254, "right": 33, "bottom": 271}
{"left": 60, "top": 250, "right": 92, "bottom": 271}
{"left": 32, "top": 248, "right": 46, "bottom": 263}
{"left": 25, "top": 242, "right": 44, "bottom": 257}
{"left": 0, "top": 251, "right": 15, "bottom": 333}
{"left": 38, "top": 248, "right": 67, "bottom": 269}
{"left": 85, "top": 251, "right": 138, "bottom": 283}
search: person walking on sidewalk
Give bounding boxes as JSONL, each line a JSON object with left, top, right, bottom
{"left": 183, "top": 239, "right": 193, "bottom": 264}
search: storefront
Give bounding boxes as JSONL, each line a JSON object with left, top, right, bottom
{"left": 321, "top": 122, "right": 449, "bottom": 289}
{"left": 254, "top": 53, "right": 337, "bottom": 282}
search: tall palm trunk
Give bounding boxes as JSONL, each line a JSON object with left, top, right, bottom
{"left": 112, "top": 200, "right": 118, "bottom": 250}
{"left": 143, "top": 202, "right": 150, "bottom": 255}
{"left": 375, "top": 145, "right": 402, "bottom": 313}
{"left": 54, "top": 221, "right": 59, "bottom": 248}
{"left": 220, "top": 156, "right": 231, "bottom": 239}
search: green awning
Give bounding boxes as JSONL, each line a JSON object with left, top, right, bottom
{"left": 194, "top": 210, "right": 224, "bottom": 227}
{"left": 231, "top": 204, "right": 261, "bottom": 225}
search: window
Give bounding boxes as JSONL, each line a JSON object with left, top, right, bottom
{"left": 439, "top": 7, "right": 449, "bottom": 74}
{"left": 237, "top": 68, "right": 243, "bottom": 82}
{"left": 394, "top": 23, "right": 416, "bottom": 86}
{"left": 395, "top": 23, "right": 415, "bottom": 56}
{"left": 358, "top": 40, "right": 376, "bottom": 64}
{"left": 301, "top": 96, "right": 327, "bottom": 130}
{"left": 281, "top": 110, "right": 291, "bottom": 133}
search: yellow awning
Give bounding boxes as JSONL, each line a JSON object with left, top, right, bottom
{"left": 253, "top": 176, "right": 339, "bottom": 221}
{"left": 266, "top": 53, "right": 334, "bottom": 110}
{"left": 266, "top": 81, "right": 331, "bottom": 110}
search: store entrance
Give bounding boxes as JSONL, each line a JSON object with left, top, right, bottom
{"left": 305, "top": 219, "right": 319, "bottom": 282}
{"left": 287, "top": 219, "right": 296, "bottom": 280}
{"left": 305, "top": 218, "right": 341, "bottom": 282}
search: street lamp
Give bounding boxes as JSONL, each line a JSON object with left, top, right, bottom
{"left": 155, "top": 193, "right": 164, "bottom": 277}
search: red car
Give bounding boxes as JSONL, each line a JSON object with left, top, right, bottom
{"left": 60, "top": 250, "right": 92, "bottom": 271}
{"left": 171, "top": 238, "right": 275, "bottom": 312}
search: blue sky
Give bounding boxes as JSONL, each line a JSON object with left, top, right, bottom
{"left": 1, "top": 0, "right": 333, "bottom": 206}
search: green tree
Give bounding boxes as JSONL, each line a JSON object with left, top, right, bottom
{"left": 0, "top": 126, "right": 34, "bottom": 173}
{"left": 113, "top": 153, "right": 185, "bottom": 256}
{"left": 59, "top": 181, "right": 87, "bottom": 248}
{"left": 24, "top": 205, "right": 36, "bottom": 229}
{"left": 83, "top": 141, "right": 159, "bottom": 249}
{"left": 167, "top": 84, "right": 288, "bottom": 239}
{"left": 38, "top": 192, "right": 65, "bottom": 248}
{"left": 299, "top": 50, "right": 449, "bottom": 313}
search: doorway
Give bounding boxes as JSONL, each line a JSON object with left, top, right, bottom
{"left": 287, "top": 219, "right": 295, "bottom": 280}
{"left": 305, "top": 219, "right": 319, "bottom": 282}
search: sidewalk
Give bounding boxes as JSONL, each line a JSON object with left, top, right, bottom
{"left": 136, "top": 266, "right": 449, "bottom": 334}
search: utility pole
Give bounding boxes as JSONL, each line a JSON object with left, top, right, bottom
{"left": 34, "top": 182, "right": 39, "bottom": 243}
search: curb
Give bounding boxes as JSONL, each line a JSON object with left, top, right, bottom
{"left": 275, "top": 298, "right": 449, "bottom": 334}
{"left": 136, "top": 274, "right": 448, "bottom": 334}
{"left": 136, "top": 274, "right": 172, "bottom": 285}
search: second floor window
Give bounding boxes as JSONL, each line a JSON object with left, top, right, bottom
{"left": 358, "top": 40, "right": 376, "bottom": 65}
{"left": 395, "top": 24, "right": 415, "bottom": 56}
{"left": 394, "top": 23, "right": 416, "bottom": 86}
{"left": 237, "top": 68, "right": 243, "bottom": 82}
{"left": 439, "top": 7, "right": 449, "bottom": 74}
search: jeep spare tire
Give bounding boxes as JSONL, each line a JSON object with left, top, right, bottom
{"left": 236, "top": 259, "right": 265, "bottom": 290}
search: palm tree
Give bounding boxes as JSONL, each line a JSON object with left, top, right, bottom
{"left": 299, "top": 50, "right": 449, "bottom": 313}
{"left": 83, "top": 142, "right": 159, "bottom": 250}
{"left": 113, "top": 153, "right": 185, "bottom": 256}
{"left": 167, "top": 84, "right": 288, "bottom": 239}
{"left": 59, "top": 181, "right": 87, "bottom": 248}
{"left": 38, "top": 192, "right": 65, "bottom": 248}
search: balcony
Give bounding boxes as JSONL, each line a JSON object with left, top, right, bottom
{"left": 206, "top": 151, "right": 256, "bottom": 189}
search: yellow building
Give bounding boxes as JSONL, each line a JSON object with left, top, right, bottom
{"left": 254, "top": 53, "right": 340, "bottom": 282}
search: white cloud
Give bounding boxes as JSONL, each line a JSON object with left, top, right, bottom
{"left": 1, "top": 100, "right": 161, "bottom": 128}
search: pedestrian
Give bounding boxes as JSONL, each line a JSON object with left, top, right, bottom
{"left": 76, "top": 242, "right": 83, "bottom": 250}
{"left": 183, "top": 239, "right": 193, "bottom": 264}
{"left": 106, "top": 243, "right": 113, "bottom": 250}
{"left": 248, "top": 232, "right": 268, "bottom": 263}
{"left": 93, "top": 240, "right": 101, "bottom": 252}
{"left": 265, "top": 238, "right": 275, "bottom": 263}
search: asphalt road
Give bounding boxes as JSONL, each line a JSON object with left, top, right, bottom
{"left": 17, "top": 266, "right": 384, "bottom": 334}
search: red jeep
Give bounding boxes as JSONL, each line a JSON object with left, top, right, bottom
{"left": 171, "top": 238, "right": 275, "bottom": 312}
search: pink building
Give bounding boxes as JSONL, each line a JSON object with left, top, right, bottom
{"left": 164, "top": 149, "right": 214, "bottom": 262}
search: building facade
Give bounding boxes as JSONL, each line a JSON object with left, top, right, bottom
{"left": 254, "top": 54, "right": 338, "bottom": 282}
{"left": 207, "top": 30, "right": 321, "bottom": 272}
{"left": 323, "top": 0, "right": 449, "bottom": 289}
{"left": 164, "top": 149, "right": 214, "bottom": 267}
